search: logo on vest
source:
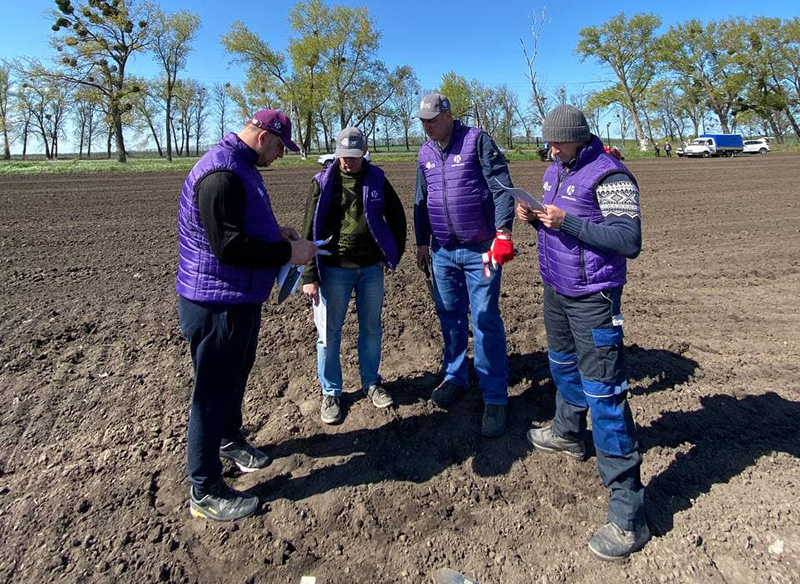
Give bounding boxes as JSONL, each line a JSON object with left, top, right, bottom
{"left": 454, "top": 155, "right": 462, "bottom": 163}
{"left": 370, "top": 189, "right": 379, "bottom": 199}
{"left": 425, "top": 161, "right": 436, "bottom": 170}
{"left": 567, "top": 185, "right": 576, "bottom": 195}
{"left": 543, "top": 181, "right": 552, "bottom": 192}
{"left": 257, "top": 186, "right": 267, "bottom": 198}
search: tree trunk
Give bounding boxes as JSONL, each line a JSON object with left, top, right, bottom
{"left": 107, "top": 126, "right": 113, "bottom": 159}
{"left": 165, "top": 96, "right": 172, "bottom": 162}
{"left": 783, "top": 108, "right": 800, "bottom": 143}
{"left": 112, "top": 103, "right": 126, "bottom": 163}
{"left": 2, "top": 126, "right": 9, "bottom": 160}
{"left": 22, "top": 120, "right": 29, "bottom": 160}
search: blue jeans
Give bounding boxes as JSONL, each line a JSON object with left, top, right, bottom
{"left": 317, "top": 264, "right": 384, "bottom": 395}
{"left": 431, "top": 241, "right": 508, "bottom": 404}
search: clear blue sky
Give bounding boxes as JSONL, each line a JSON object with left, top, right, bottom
{"left": 1, "top": 0, "right": 797, "bottom": 149}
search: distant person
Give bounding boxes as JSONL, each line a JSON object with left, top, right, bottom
{"left": 176, "top": 110, "right": 318, "bottom": 521}
{"left": 653, "top": 142, "right": 661, "bottom": 157}
{"left": 414, "top": 92, "right": 516, "bottom": 437}
{"left": 516, "top": 104, "right": 649, "bottom": 560}
{"left": 664, "top": 141, "right": 672, "bottom": 157}
{"left": 301, "top": 127, "right": 407, "bottom": 425}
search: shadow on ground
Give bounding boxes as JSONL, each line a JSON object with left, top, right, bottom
{"left": 642, "top": 391, "right": 800, "bottom": 535}
{"left": 253, "top": 346, "right": 703, "bottom": 509}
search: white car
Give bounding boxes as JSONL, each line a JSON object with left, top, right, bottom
{"left": 317, "top": 151, "right": 371, "bottom": 167}
{"left": 742, "top": 139, "right": 770, "bottom": 155}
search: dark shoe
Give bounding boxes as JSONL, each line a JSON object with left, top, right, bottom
{"left": 364, "top": 383, "right": 393, "bottom": 408}
{"left": 481, "top": 404, "right": 507, "bottom": 437}
{"left": 588, "top": 522, "right": 651, "bottom": 561}
{"left": 526, "top": 425, "right": 586, "bottom": 459}
{"left": 189, "top": 480, "right": 259, "bottom": 522}
{"left": 431, "top": 380, "right": 466, "bottom": 408}
{"left": 219, "top": 437, "right": 271, "bottom": 473}
{"left": 321, "top": 395, "right": 341, "bottom": 424}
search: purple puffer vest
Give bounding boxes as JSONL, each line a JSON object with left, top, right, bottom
{"left": 312, "top": 161, "right": 399, "bottom": 278}
{"left": 419, "top": 121, "right": 494, "bottom": 246}
{"left": 176, "top": 132, "right": 281, "bottom": 304}
{"left": 538, "top": 135, "right": 635, "bottom": 297}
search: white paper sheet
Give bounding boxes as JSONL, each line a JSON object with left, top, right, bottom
{"left": 494, "top": 178, "right": 545, "bottom": 211}
{"left": 312, "top": 291, "right": 327, "bottom": 347}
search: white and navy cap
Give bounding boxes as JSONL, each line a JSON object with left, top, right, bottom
{"left": 334, "top": 127, "right": 367, "bottom": 158}
{"left": 417, "top": 92, "right": 451, "bottom": 120}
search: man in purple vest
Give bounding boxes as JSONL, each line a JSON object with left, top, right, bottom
{"left": 517, "top": 105, "right": 649, "bottom": 559}
{"left": 414, "top": 92, "right": 516, "bottom": 437}
{"left": 300, "top": 127, "right": 406, "bottom": 424}
{"left": 176, "top": 109, "right": 318, "bottom": 521}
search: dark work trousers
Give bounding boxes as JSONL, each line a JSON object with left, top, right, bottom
{"left": 543, "top": 284, "right": 645, "bottom": 531}
{"left": 177, "top": 295, "right": 262, "bottom": 490}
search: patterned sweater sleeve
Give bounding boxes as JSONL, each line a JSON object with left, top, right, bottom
{"left": 560, "top": 172, "right": 642, "bottom": 259}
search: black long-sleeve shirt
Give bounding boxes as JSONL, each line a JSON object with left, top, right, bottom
{"left": 195, "top": 170, "right": 291, "bottom": 268}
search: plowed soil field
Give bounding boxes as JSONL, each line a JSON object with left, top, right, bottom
{"left": 1, "top": 154, "right": 798, "bottom": 584}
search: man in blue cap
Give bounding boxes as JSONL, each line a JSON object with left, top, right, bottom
{"left": 414, "top": 92, "right": 516, "bottom": 437}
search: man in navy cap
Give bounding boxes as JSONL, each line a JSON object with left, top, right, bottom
{"left": 414, "top": 92, "right": 516, "bottom": 437}
{"left": 176, "top": 110, "right": 318, "bottom": 521}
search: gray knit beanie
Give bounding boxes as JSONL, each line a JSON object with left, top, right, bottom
{"left": 542, "top": 104, "right": 591, "bottom": 143}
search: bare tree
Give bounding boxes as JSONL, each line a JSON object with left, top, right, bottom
{"left": 520, "top": 7, "right": 549, "bottom": 121}
{"left": 211, "top": 83, "right": 231, "bottom": 140}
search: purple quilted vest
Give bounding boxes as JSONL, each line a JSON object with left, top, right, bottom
{"left": 419, "top": 121, "right": 494, "bottom": 246}
{"left": 176, "top": 132, "right": 281, "bottom": 304}
{"left": 312, "top": 162, "right": 399, "bottom": 276}
{"left": 538, "top": 135, "right": 634, "bottom": 297}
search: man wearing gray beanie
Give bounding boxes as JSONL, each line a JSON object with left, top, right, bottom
{"left": 518, "top": 104, "right": 649, "bottom": 560}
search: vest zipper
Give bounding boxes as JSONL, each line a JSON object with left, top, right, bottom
{"left": 440, "top": 149, "right": 456, "bottom": 240}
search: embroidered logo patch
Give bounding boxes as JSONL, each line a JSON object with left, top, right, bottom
{"left": 543, "top": 181, "right": 552, "bottom": 192}
{"left": 426, "top": 161, "right": 435, "bottom": 170}
{"left": 567, "top": 185, "right": 576, "bottom": 195}
{"left": 454, "top": 155, "right": 462, "bottom": 163}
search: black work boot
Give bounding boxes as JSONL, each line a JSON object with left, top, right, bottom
{"left": 526, "top": 425, "right": 586, "bottom": 460}
{"left": 481, "top": 404, "right": 507, "bottom": 437}
{"left": 431, "top": 380, "right": 466, "bottom": 408}
{"left": 588, "top": 522, "right": 651, "bottom": 561}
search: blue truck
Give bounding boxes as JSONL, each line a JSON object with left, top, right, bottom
{"left": 683, "top": 134, "right": 744, "bottom": 157}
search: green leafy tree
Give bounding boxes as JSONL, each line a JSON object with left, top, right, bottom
{"left": 577, "top": 12, "right": 662, "bottom": 150}
{"left": 43, "top": 0, "right": 153, "bottom": 162}
{"left": 440, "top": 71, "right": 473, "bottom": 122}
{"left": 659, "top": 18, "right": 749, "bottom": 135}
{"left": 151, "top": 8, "right": 201, "bottom": 161}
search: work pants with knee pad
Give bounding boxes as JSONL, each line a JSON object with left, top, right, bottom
{"left": 543, "top": 284, "right": 645, "bottom": 531}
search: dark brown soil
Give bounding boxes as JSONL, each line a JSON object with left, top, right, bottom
{"left": 1, "top": 154, "right": 798, "bottom": 584}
